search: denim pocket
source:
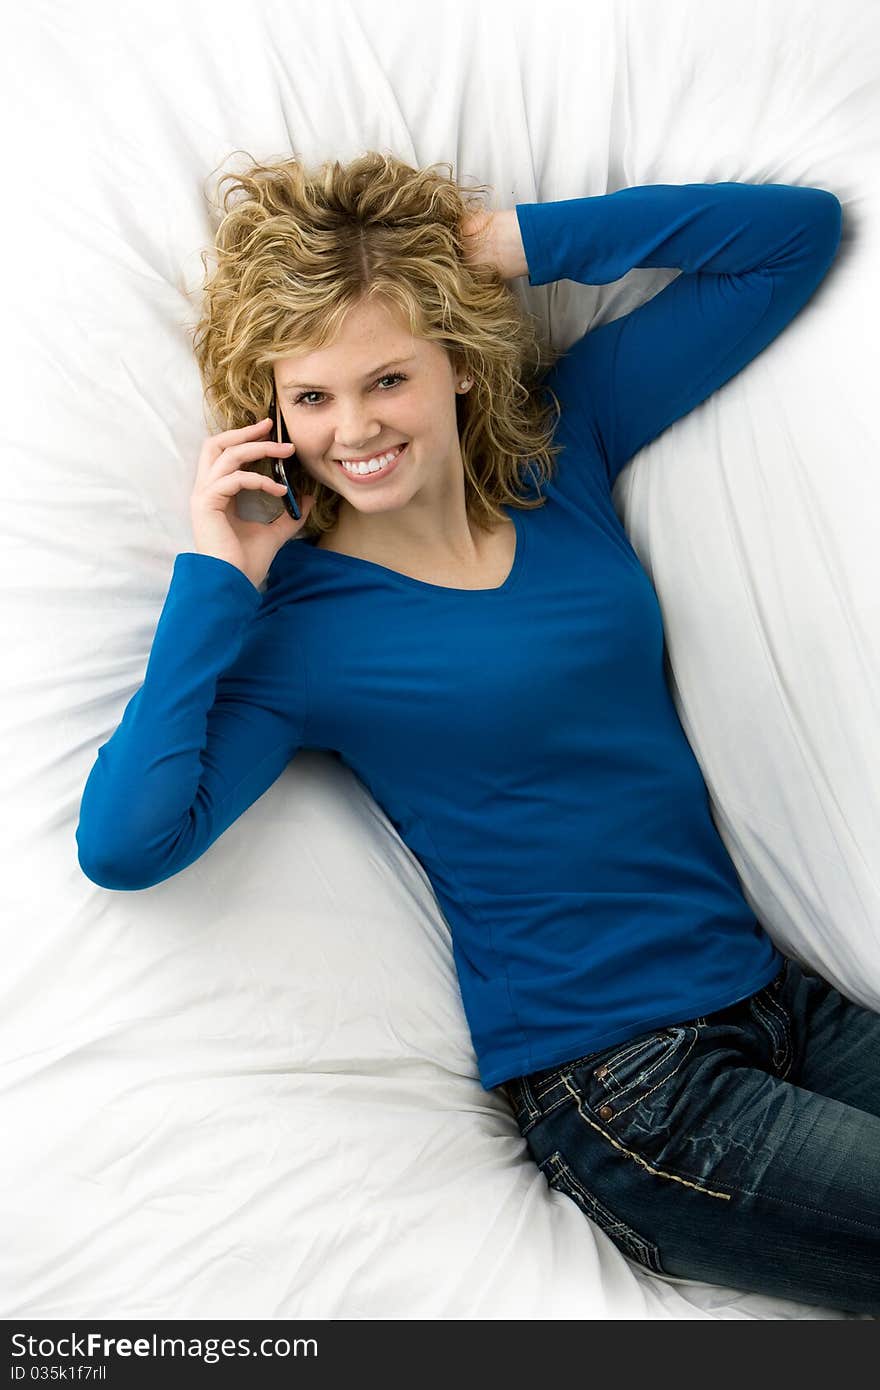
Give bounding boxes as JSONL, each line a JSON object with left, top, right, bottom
{"left": 539, "top": 1148, "right": 667, "bottom": 1274}
{"left": 747, "top": 982, "right": 793, "bottom": 1077}
{"left": 568, "top": 1025, "right": 698, "bottom": 1126}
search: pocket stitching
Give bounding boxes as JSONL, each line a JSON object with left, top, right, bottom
{"left": 604, "top": 1028, "right": 697, "bottom": 1119}
{"left": 597, "top": 1031, "right": 673, "bottom": 1090}
{"left": 539, "top": 1148, "right": 666, "bottom": 1274}
{"left": 751, "top": 993, "right": 793, "bottom": 1076}
{"left": 583, "top": 1034, "right": 692, "bottom": 1117}
{"left": 531, "top": 1033, "right": 676, "bottom": 1110}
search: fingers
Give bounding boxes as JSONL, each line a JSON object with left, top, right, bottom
{"left": 216, "top": 438, "right": 294, "bottom": 473}
{"left": 211, "top": 469, "right": 289, "bottom": 497}
{"left": 199, "top": 417, "right": 292, "bottom": 471}
{"left": 202, "top": 437, "right": 296, "bottom": 485}
{"left": 201, "top": 416, "right": 269, "bottom": 458}
{"left": 461, "top": 210, "right": 495, "bottom": 266}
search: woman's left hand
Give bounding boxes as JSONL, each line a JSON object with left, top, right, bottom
{"left": 460, "top": 209, "right": 528, "bottom": 280}
{"left": 460, "top": 210, "right": 497, "bottom": 269}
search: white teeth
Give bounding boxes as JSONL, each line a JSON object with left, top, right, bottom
{"left": 339, "top": 444, "right": 403, "bottom": 474}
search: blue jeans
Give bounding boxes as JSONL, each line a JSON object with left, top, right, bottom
{"left": 501, "top": 954, "right": 880, "bottom": 1315}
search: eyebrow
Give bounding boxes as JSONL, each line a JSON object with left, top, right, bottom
{"left": 281, "top": 356, "right": 416, "bottom": 392}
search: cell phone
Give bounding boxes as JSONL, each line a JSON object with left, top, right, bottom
{"left": 234, "top": 391, "right": 302, "bottom": 523}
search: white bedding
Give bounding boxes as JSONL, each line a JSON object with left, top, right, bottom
{"left": 2, "top": 0, "right": 878, "bottom": 1320}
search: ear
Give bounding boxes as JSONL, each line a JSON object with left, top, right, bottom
{"left": 450, "top": 354, "right": 468, "bottom": 387}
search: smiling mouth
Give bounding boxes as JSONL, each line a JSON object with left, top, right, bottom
{"left": 334, "top": 442, "right": 408, "bottom": 481}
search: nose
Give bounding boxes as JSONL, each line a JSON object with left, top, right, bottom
{"left": 333, "top": 403, "right": 386, "bottom": 453}
{"left": 337, "top": 440, "right": 379, "bottom": 454}
{"left": 334, "top": 432, "right": 383, "bottom": 455}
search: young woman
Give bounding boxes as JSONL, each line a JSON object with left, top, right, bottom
{"left": 76, "top": 152, "right": 880, "bottom": 1315}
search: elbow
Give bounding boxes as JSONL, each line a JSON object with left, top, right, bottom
{"left": 823, "top": 187, "right": 842, "bottom": 235}
{"left": 77, "top": 847, "right": 153, "bottom": 892}
{"left": 793, "top": 187, "right": 843, "bottom": 284}
{"left": 76, "top": 826, "right": 158, "bottom": 892}
{"left": 811, "top": 187, "right": 843, "bottom": 256}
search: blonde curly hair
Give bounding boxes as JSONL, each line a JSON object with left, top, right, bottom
{"left": 187, "top": 147, "right": 563, "bottom": 541}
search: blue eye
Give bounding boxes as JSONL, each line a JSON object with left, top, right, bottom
{"left": 292, "top": 372, "right": 408, "bottom": 408}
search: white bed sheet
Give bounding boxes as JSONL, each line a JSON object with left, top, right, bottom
{"left": 1, "top": 0, "right": 878, "bottom": 1320}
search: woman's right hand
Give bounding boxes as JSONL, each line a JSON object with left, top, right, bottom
{"left": 190, "top": 418, "right": 316, "bottom": 590}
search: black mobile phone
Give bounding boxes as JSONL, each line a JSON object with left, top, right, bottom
{"left": 235, "top": 392, "right": 302, "bottom": 523}
{"left": 269, "top": 390, "right": 302, "bottom": 520}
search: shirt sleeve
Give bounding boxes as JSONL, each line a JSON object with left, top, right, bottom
{"left": 515, "top": 182, "right": 843, "bottom": 492}
{"left": 76, "top": 551, "right": 307, "bottom": 891}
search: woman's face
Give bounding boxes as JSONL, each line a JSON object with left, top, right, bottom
{"left": 273, "top": 298, "right": 468, "bottom": 519}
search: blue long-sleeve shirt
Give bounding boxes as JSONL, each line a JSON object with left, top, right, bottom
{"left": 76, "top": 181, "right": 842, "bottom": 1090}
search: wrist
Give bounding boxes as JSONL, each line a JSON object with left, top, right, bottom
{"left": 461, "top": 208, "right": 529, "bottom": 280}
{"left": 492, "top": 208, "right": 529, "bottom": 280}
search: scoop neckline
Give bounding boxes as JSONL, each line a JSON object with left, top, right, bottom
{"left": 296, "top": 507, "right": 527, "bottom": 596}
